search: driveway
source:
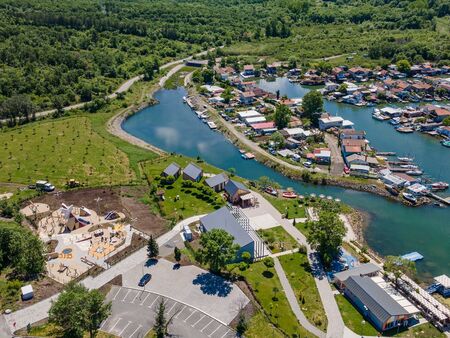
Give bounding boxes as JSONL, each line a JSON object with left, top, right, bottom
{"left": 102, "top": 286, "right": 235, "bottom": 338}
{"left": 122, "top": 258, "right": 249, "bottom": 324}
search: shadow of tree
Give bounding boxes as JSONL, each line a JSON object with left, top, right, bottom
{"left": 145, "top": 258, "right": 158, "bottom": 267}
{"left": 192, "top": 272, "right": 232, "bottom": 297}
{"left": 262, "top": 270, "right": 274, "bottom": 279}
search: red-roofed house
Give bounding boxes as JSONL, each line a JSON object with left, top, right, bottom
{"left": 431, "top": 108, "right": 450, "bottom": 122}
{"left": 243, "top": 65, "right": 255, "bottom": 77}
{"left": 250, "top": 122, "right": 277, "bottom": 135}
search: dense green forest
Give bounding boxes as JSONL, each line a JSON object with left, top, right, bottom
{"left": 0, "top": 0, "right": 449, "bottom": 115}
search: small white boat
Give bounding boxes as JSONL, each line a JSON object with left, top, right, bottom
{"left": 406, "top": 170, "right": 423, "bottom": 176}
{"left": 397, "top": 156, "right": 414, "bottom": 162}
{"left": 207, "top": 121, "right": 217, "bottom": 129}
{"left": 431, "top": 182, "right": 449, "bottom": 191}
{"left": 402, "top": 192, "right": 417, "bottom": 204}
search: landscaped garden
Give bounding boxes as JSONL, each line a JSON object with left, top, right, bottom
{"left": 257, "top": 226, "right": 298, "bottom": 254}
{"left": 279, "top": 253, "right": 328, "bottom": 332}
{"left": 265, "top": 195, "right": 306, "bottom": 219}
{"left": 233, "top": 259, "right": 315, "bottom": 338}
{"left": 142, "top": 155, "right": 227, "bottom": 219}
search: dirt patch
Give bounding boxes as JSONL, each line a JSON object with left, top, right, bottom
{"left": 31, "top": 186, "right": 167, "bottom": 236}
{"left": 98, "top": 274, "right": 123, "bottom": 297}
{"left": 14, "top": 276, "right": 64, "bottom": 311}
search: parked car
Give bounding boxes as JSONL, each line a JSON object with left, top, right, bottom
{"left": 303, "top": 161, "right": 312, "bottom": 168}
{"left": 138, "top": 273, "right": 152, "bottom": 287}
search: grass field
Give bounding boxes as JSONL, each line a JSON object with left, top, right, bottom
{"left": 246, "top": 312, "right": 284, "bottom": 338}
{"left": 265, "top": 195, "right": 306, "bottom": 219}
{"left": 257, "top": 226, "right": 298, "bottom": 254}
{"left": 0, "top": 117, "right": 134, "bottom": 187}
{"left": 142, "top": 155, "right": 227, "bottom": 219}
{"left": 279, "top": 253, "right": 328, "bottom": 332}
{"left": 164, "top": 66, "right": 197, "bottom": 89}
{"left": 16, "top": 321, "right": 119, "bottom": 337}
{"left": 335, "top": 294, "right": 379, "bottom": 336}
{"left": 235, "top": 260, "right": 315, "bottom": 338}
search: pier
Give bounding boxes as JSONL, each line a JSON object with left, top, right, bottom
{"left": 428, "top": 193, "right": 450, "bottom": 206}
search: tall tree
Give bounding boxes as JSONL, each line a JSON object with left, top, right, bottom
{"left": 174, "top": 246, "right": 181, "bottom": 264}
{"left": 154, "top": 300, "right": 167, "bottom": 338}
{"left": 147, "top": 235, "right": 159, "bottom": 259}
{"left": 384, "top": 255, "right": 416, "bottom": 285}
{"left": 302, "top": 90, "right": 323, "bottom": 126}
{"left": 198, "top": 229, "right": 239, "bottom": 273}
{"left": 274, "top": 104, "right": 291, "bottom": 129}
{"left": 307, "top": 211, "right": 346, "bottom": 267}
{"left": 86, "top": 290, "right": 112, "bottom": 338}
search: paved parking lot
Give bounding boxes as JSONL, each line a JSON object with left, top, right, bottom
{"left": 101, "top": 286, "right": 236, "bottom": 338}
{"left": 122, "top": 259, "right": 249, "bottom": 324}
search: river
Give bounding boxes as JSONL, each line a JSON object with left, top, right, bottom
{"left": 122, "top": 82, "right": 450, "bottom": 280}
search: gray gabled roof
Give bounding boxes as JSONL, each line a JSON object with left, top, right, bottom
{"left": 163, "top": 162, "right": 181, "bottom": 176}
{"left": 224, "top": 179, "right": 249, "bottom": 196}
{"left": 205, "top": 173, "right": 228, "bottom": 188}
{"left": 345, "top": 275, "right": 408, "bottom": 323}
{"left": 334, "top": 263, "right": 380, "bottom": 283}
{"left": 200, "top": 207, "right": 253, "bottom": 247}
{"left": 183, "top": 162, "right": 203, "bottom": 180}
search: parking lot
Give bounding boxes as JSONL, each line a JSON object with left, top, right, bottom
{"left": 101, "top": 286, "right": 236, "bottom": 338}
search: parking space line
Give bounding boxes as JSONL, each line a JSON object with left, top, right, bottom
{"left": 109, "top": 318, "right": 122, "bottom": 333}
{"left": 220, "top": 329, "right": 230, "bottom": 338}
{"left": 184, "top": 309, "right": 197, "bottom": 322}
{"left": 111, "top": 287, "right": 121, "bottom": 301}
{"left": 129, "top": 324, "right": 142, "bottom": 338}
{"left": 148, "top": 295, "right": 160, "bottom": 308}
{"left": 118, "top": 321, "right": 132, "bottom": 336}
{"left": 122, "top": 290, "right": 131, "bottom": 302}
{"left": 131, "top": 291, "right": 140, "bottom": 304}
{"left": 200, "top": 319, "right": 213, "bottom": 332}
{"left": 192, "top": 314, "right": 205, "bottom": 327}
{"left": 139, "top": 292, "right": 150, "bottom": 305}
{"left": 208, "top": 324, "right": 222, "bottom": 337}
{"left": 166, "top": 302, "right": 176, "bottom": 315}
{"left": 99, "top": 317, "right": 110, "bottom": 329}
{"left": 174, "top": 305, "right": 186, "bottom": 318}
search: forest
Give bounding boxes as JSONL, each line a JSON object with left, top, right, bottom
{"left": 0, "top": 0, "right": 449, "bottom": 117}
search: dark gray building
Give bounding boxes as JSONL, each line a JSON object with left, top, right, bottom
{"left": 205, "top": 173, "right": 228, "bottom": 192}
{"left": 183, "top": 163, "right": 203, "bottom": 182}
{"left": 162, "top": 162, "right": 181, "bottom": 178}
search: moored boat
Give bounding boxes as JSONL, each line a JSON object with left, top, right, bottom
{"left": 396, "top": 126, "right": 414, "bottom": 133}
{"left": 441, "top": 140, "right": 450, "bottom": 148}
{"left": 406, "top": 170, "right": 423, "bottom": 176}
{"left": 402, "top": 192, "right": 417, "bottom": 204}
{"left": 431, "top": 182, "right": 449, "bottom": 191}
{"left": 282, "top": 191, "right": 298, "bottom": 199}
{"left": 264, "top": 186, "right": 278, "bottom": 196}
{"left": 397, "top": 156, "right": 414, "bottom": 162}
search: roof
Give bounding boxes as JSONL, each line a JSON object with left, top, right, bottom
{"left": 163, "top": 163, "right": 181, "bottom": 176}
{"left": 224, "top": 179, "right": 249, "bottom": 196}
{"left": 237, "top": 110, "right": 261, "bottom": 118}
{"left": 21, "top": 284, "right": 33, "bottom": 295}
{"left": 251, "top": 122, "right": 276, "bottom": 130}
{"left": 434, "top": 275, "right": 450, "bottom": 288}
{"left": 241, "top": 91, "right": 255, "bottom": 98}
{"left": 320, "top": 116, "right": 344, "bottom": 124}
{"left": 200, "top": 207, "right": 253, "bottom": 247}
{"left": 246, "top": 116, "right": 266, "bottom": 124}
{"left": 343, "top": 145, "right": 363, "bottom": 153}
{"left": 345, "top": 275, "right": 408, "bottom": 323}
{"left": 334, "top": 263, "right": 380, "bottom": 283}
{"left": 350, "top": 164, "right": 370, "bottom": 171}
{"left": 205, "top": 173, "right": 228, "bottom": 188}
{"left": 243, "top": 64, "right": 254, "bottom": 71}
{"left": 341, "top": 130, "right": 365, "bottom": 136}
{"left": 183, "top": 163, "right": 203, "bottom": 180}
{"left": 433, "top": 108, "right": 450, "bottom": 116}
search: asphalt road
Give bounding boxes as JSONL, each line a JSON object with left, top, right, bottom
{"left": 102, "top": 286, "right": 235, "bottom": 338}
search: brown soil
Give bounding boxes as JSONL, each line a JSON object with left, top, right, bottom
{"left": 15, "top": 276, "right": 64, "bottom": 311}
{"left": 32, "top": 186, "right": 167, "bottom": 236}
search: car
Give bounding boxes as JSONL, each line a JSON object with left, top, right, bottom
{"left": 303, "top": 161, "right": 312, "bottom": 168}
{"left": 138, "top": 273, "right": 152, "bottom": 287}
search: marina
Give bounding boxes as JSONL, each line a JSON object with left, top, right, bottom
{"left": 122, "top": 86, "right": 450, "bottom": 279}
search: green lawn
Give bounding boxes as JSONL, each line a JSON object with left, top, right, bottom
{"left": 335, "top": 294, "right": 380, "bottom": 336}
{"left": 279, "top": 253, "right": 328, "bottom": 331}
{"left": 0, "top": 117, "right": 135, "bottom": 187}
{"left": 245, "top": 312, "right": 284, "bottom": 338}
{"left": 234, "top": 260, "right": 315, "bottom": 338}
{"left": 142, "top": 155, "right": 227, "bottom": 219}
{"left": 265, "top": 195, "right": 306, "bottom": 219}
{"left": 164, "top": 66, "right": 198, "bottom": 89}
{"left": 257, "top": 226, "right": 298, "bottom": 254}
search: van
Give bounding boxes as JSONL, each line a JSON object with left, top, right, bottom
{"left": 36, "top": 180, "right": 55, "bottom": 192}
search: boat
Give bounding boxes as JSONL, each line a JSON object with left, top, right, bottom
{"left": 406, "top": 170, "right": 423, "bottom": 176}
{"left": 264, "top": 187, "right": 278, "bottom": 196}
{"left": 397, "top": 156, "right": 414, "bottom": 162}
{"left": 389, "top": 117, "right": 400, "bottom": 125}
{"left": 207, "top": 121, "right": 217, "bottom": 129}
{"left": 241, "top": 152, "right": 255, "bottom": 160}
{"left": 431, "top": 182, "right": 449, "bottom": 191}
{"left": 182, "top": 96, "right": 188, "bottom": 103}
{"left": 282, "top": 191, "right": 298, "bottom": 199}
{"left": 400, "top": 164, "right": 418, "bottom": 169}
{"left": 402, "top": 192, "right": 417, "bottom": 204}
{"left": 385, "top": 184, "right": 399, "bottom": 196}
{"left": 396, "top": 126, "right": 414, "bottom": 133}
{"left": 441, "top": 140, "right": 450, "bottom": 148}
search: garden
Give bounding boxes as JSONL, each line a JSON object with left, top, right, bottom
{"left": 257, "top": 226, "right": 298, "bottom": 254}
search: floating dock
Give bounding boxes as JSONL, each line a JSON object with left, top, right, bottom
{"left": 402, "top": 252, "right": 424, "bottom": 262}
{"left": 207, "top": 121, "right": 217, "bottom": 129}
{"left": 428, "top": 193, "right": 450, "bottom": 206}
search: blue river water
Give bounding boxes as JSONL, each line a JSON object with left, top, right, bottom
{"left": 122, "top": 80, "right": 450, "bottom": 280}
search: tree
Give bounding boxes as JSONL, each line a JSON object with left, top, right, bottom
{"left": 270, "top": 131, "right": 286, "bottom": 149}
{"left": 396, "top": 59, "right": 411, "bottom": 74}
{"left": 154, "top": 299, "right": 167, "bottom": 338}
{"left": 236, "top": 313, "right": 248, "bottom": 336}
{"left": 338, "top": 83, "right": 348, "bottom": 93}
{"left": 49, "top": 283, "right": 111, "bottom": 338}
{"left": 257, "top": 176, "right": 280, "bottom": 190}
{"left": 263, "top": 257, "right": 274, "bottom": 271}
{"left": 241, "top": 251, "right": 252, "bottom": 263}
{"left": 306, "top": 211, "right": 346, "bottom": 267}
{"left": 302, "top": 90, "right": 323, "bottom": 126}
{"left": 442, "top": 116, "right": 450, "bottom": 126}
{"left": 198, "top": 229, "right": 239, "bottom": 273}
{"left": 174, "top": 246, "right": 181, "bottom": 264}
{"left": 147, "top": 235, "right": 159, "bottom": 259}
{"left": 221, "top": 87, "right": 233, "bottom": 103}
{"left": 274, "top": 104, "right": 291, "bottom": 129}
{"left": 384, "top": 255, "right": 416, "bottom": 285}
{"left": 288, "top": 57, "right": 297, "bottom": 70}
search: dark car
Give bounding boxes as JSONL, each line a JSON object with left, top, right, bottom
{"left": 138, "top": 273, "right": 152, "bottom": 287}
